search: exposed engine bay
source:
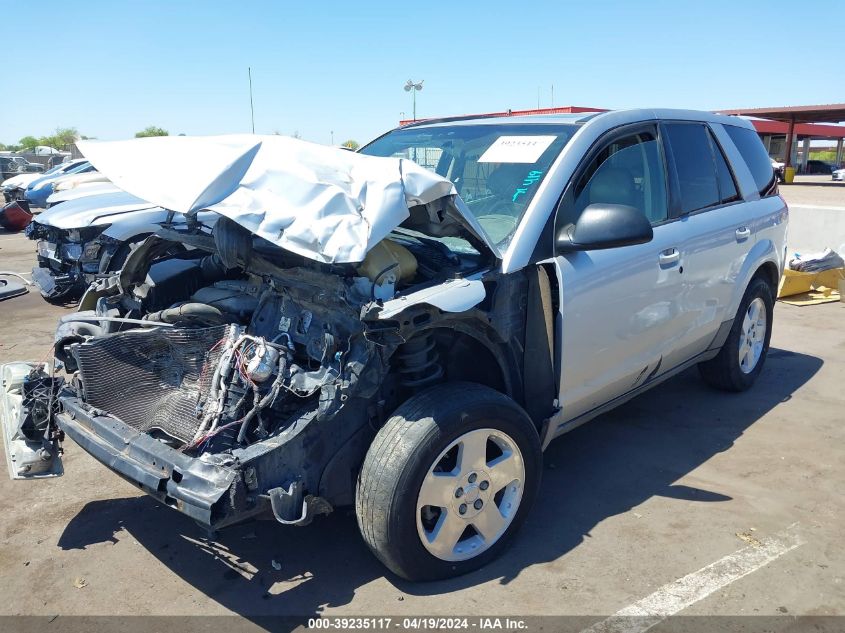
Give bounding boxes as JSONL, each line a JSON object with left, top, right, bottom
{"left": 56, "top": 216, "right": 484, "bottom": 453}
{"left": 22, "top": 212, "right": 531, "bottom": 529}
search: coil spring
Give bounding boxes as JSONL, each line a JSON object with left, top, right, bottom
{"left": 397, "top": 331, "right": 444, "bottom": 389}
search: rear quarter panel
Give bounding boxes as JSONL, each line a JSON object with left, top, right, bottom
{"left": 710, "top": 121, "right": 787, "bottom": 313}
{"left": 729, "top": 195, "right": 788, "bottom": 314}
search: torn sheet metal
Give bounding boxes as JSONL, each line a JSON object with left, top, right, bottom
{"left": 79, "top": 135, "right": 483, "bottom": 264}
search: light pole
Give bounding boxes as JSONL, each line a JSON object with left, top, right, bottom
{"left": 331, "top": 130, "right": 334, "bottom": 145}
{"left": 404, "top": 80, "right": 423, "bottom": 121}
{"left": 248, "top": 67, "right": 255, "bottom": 133}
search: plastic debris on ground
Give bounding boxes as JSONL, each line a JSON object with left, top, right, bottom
{"left": 0, "top": 201, "right": 33, "bottom": 232}
{"left": 778, "top": 248, "right": 845, "bottom": 305}
{"left": 0, "top": 277, "right": 29, "bottom": 301}
{"left": 788, "top": 248, "right": 845, "bottom": 273}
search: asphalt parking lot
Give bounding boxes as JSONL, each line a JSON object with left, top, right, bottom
{"left": 1, "top": 182, "right": 844, "bottom": 627}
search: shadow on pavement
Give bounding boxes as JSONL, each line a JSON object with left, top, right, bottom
{"left": 58, "top": 346, "right": 822, "bottom": 623}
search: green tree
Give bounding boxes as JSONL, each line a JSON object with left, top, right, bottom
{"left": 341, "top": 139, "right": 360, "bottom": 150}
{"left": 18, "top": 136, "right": 39, "bottom": 150}
{"left": 53, "top": 127, "right": 79, "bottom": 147}
{"left": 135, "top": 126, "right": 169, "bottom": 138}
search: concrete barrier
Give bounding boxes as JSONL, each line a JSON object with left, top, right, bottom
{"left": 786, "top": 204, "right": 845, "bottom": 255}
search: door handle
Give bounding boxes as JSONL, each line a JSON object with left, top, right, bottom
{"left": 658, "top": 248, "right": 680, "bottom": 267}
{"left": 735, "top": 226, "right": 751, "bottom": 241}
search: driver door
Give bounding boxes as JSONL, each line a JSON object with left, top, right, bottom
{"left": 554, "top": 124, "right": 690, "bottom": 422}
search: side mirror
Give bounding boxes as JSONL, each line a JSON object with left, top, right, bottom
{"left": 556, "top": 203, "right": 653, "bottom": 252}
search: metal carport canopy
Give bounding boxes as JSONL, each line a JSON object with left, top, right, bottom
{"left": 718, "top": 104, "right": 845, "bottom": 124}
{"left": 717, "top": 104, "right": 845, "bottom": 168}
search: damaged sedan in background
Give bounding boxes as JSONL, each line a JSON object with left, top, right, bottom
{"left": 1, "top": 111, "right": 786, "bottom": 581}
{"left": 25, "top": 190, "right": 211, "bottom": 301}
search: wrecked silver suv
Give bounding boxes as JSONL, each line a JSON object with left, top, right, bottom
{"left": 1, "top": 111, "right": 787, "bottom": 580}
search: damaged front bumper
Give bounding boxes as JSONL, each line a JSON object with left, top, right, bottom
{"left": 53, "top": 385, "right": 355, "bottom": 530}
{"left": 57, "top": 393, "right": 256, "bottom": 528}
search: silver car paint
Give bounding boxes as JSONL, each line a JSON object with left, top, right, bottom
{"left": 480, "top": 109, "right": 785, "bottom": 429}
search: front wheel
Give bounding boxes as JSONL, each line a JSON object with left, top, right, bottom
{"left": 698, "top": 276, "right": 774, "bottom": 391}
{"left": 355, "top": 382, "right": 542, "bottom": 581}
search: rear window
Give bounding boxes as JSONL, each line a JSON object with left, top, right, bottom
{"left": 725, "top": 125, "right": 776, "bottom": 196}
{"left": 664, "top": 123, "right": 721, "bottom": 213}
{"left": 708, "top": 129, "right": 740, "bottom": 204}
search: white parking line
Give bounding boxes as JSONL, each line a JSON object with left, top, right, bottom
{"left": 581, "top": 524, "right": 804, "bottom": 633}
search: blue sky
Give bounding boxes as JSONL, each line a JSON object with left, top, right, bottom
{"left": 3, "top": 0, "right": 843, "bottom": 146}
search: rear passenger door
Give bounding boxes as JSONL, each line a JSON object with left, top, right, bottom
{"left": 659, "top": 121, "right": 751, "bottom": 367}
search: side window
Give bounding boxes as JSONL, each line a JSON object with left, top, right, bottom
{"left": 664, "top": 123, "right": 721, "bottom": 214}
{"left": 724, "top": 124, "right": 777, "bottom": 197}
{"left": 569, "top": 130, "right": 668, "bottom": 226}
{"left": 708, "top": 130, "right": 740, "bottom": 203}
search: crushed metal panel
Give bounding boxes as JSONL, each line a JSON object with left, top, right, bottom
{"left": 79, "top": 135, "right": 474, "bottom": 264}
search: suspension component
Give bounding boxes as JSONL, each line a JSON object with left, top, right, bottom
{"left": 397, "top": 332, "right": 443, "bottom": 389}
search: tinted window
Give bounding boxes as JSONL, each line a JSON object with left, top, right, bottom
{"left": 567, "top": 130, "right": 668, "bottom": 226}
{"left": 708, "top": 130, "right": 739, "bottom": 203}
{"left": 725, "top": 124, "right": 776, "bottom": 196}
{"left": 664, "top": 123, "right": 720, "bottom": 213}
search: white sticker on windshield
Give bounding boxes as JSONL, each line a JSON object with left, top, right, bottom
{"left": 478, "top": 135, "right": 557, "bottom": 164}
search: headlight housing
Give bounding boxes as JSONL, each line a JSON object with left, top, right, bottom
{"left": 56, "top": 226, "right": 113, "bottom": 262}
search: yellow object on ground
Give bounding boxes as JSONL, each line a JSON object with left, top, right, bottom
{"left": 777, "top": 267, "right": 844, "bottom": 306}
{"left": 784, "top": 167, "right": 795, "bottom": 184}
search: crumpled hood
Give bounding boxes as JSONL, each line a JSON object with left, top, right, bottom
{"left": 35, "top": 190, "right": 158, "bottom": 230}
{"left": 79, "top": 134, "right": 498, "bottom": 264}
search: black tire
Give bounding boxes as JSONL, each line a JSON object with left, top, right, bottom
{"left": 355, "top": 382, "right": 542, "bottom": 581}
{"left": 698, "top": 276, "right": 774, "bottom": 392}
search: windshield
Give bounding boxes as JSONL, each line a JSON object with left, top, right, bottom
{"left": 360, "top": 122, "right": 577, "bottom": 247}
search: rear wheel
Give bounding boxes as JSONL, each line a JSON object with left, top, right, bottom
{"left": 355, "top": 382, "right": 541, "bottom": 581}
{"left": 698, "top": 277, "right": 773, "bottom": 391}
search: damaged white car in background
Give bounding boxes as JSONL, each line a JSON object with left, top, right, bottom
{"left": 25, "top": 190, "right": 209, "bottom": 302}
{"left": 1, "top": 110, "right": 787, "bottom": 581}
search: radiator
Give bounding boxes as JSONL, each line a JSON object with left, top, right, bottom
{"left": 74, "top": 325, "right": 230, "bottom": 443}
